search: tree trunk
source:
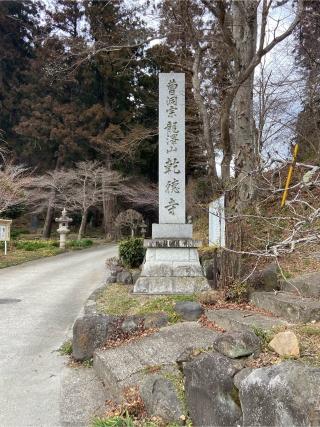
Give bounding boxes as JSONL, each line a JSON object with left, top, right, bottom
{"left": 233, "top": 0, "right": 258, "bottom": 211}
{"left": 221, "top": 1, "right": 258, "bottom": 286}
{"left": 192, "top": 48, "right": 218, "bottom": 189}
{"left": 42, "top": 190, "right": 56, "bottom": 239}
{"left": 78, "top": 210, "right": 88, "bottom": 240}
{"left": 102, "top": 158, "right": 117, "bottom": 239}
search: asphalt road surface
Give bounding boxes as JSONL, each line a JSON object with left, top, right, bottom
{"left": 0, "top": 244, "right": 117, "bottom": 427}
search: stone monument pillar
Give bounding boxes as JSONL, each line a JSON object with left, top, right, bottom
{"left": 134, "top": 73, "right": 209, "bottom": 294}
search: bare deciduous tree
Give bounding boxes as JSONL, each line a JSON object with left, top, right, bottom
{"left": 0, "top": 161, "right": 33, "bottom": 215}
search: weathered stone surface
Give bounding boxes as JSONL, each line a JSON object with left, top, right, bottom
{"left": 60, "top": 367, "right": 109, "bottom": 426}
{"left": 116, "top": 270, "right": 133, "bottom": 284}
{"left": 93, "top": 322, "right": 217, "bottom": 399}
{"left": 206, "top": 308, "right": 289, "bottom": 332}
{"left": 184, "top": 352, "right": 242, "bottom": 427}
{"left": 134, "top": 276, "right": 209, "bottom": 295}
{"left": 174, "top": 301, "right": 203, "bottom": 321}
{"left": 250, "top": 291, "right": 320, "bottom": 322}
{"left": 233, "top": 367, "right": 253, "bottom": 389}
{"left": 73, "top": 314, "right": 115, "bottom": 361}
{"left": 131, "top": 269, "right": 141, "bottom": 284}
{"left": 152, "top": 223, "right": 193, "bottom": 239}
{"left": 269, "top": 331, "right": 300, "bottom": 357}
{"left": 259, "top": 263, "right": 280, "bottom": 291}
{"left": 202, "top": 259, "right": 214, "bottom": 280}
{"left": 105, "top": 268, "right": 117, "bottom": 284}
{"left": 281, "top": 272, "right": 320, "bottom": 298}
{"left": 140, "top": 374, "right": 184, "bottom": 423}
{"left": 239, "top": 361, "right": 320, "bottom": 426}
{"left": 212, "top": 330, "right": 261, "bottom": 358}
{"left": 121, "top": 316, "right": 141, "bottom": 333}
{"left": 143, "top": 312, "right": 169, "bottom": 329}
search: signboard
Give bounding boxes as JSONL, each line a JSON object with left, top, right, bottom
{"left": 0, "top": 219, "right": 12, "bottom": 255}
{"left": 0, "top": 219, "right": 12, "bottom": 242}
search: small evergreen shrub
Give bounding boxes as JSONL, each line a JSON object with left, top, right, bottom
{"left": 119, "top": 238, "right": 145, "bottom": 268}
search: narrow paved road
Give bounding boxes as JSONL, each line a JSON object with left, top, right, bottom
{"left": 0, "top": 244, "right": 117, "bottom": 427}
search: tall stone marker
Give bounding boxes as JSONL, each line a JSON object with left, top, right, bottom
{"left": 134, "top": 73, "right": 209, "bottom": 294}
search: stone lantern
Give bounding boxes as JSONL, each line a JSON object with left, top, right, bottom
{"left": 55, "top": 208, "right": 72, "bottom": 249}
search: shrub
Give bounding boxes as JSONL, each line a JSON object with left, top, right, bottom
{"left": 119, "top": 238, "right": 145, "bottom": 268}
{"left": 225, "top": 281, "right": 250, "bottom": 303}
{"left": 68, "top": 239, "right": 93, "bottom": 249}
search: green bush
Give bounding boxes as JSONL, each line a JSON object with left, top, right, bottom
{"left": 119, "top": 238, "right": 145, "bottom": 268}
{"left": 15, "top": 240, "right": 57, "bottom": 251}
{"left": 68, "top": 239, "right": 93, "bottom": 249}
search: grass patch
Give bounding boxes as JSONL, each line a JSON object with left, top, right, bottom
{"left": 67, "top": 239, "right": 93, "bottom": 249}
{"left": 0, "top": 246, "right": 64, "bottom": 268}
{"left": 59, "top": 340, "right": 73, "bottom": 356}
{"left": 95, "top": 284, "right": 198, "bottom": 324}
{"left": 0, "top": 238, "right": 96, "bottom": 269}
{"left": 298, "top": 325, "right": 320, "bottom": 336}
{"left": 92, "top": 413, "right": 135, "bottom": 427}
{"left": 15, "top": 240, "right": 58, "bottom": 251}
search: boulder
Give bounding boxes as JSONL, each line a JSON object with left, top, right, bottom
{"left": 184, "top": 352, "right": 242, "bottom": 427}
{"left": 212, "top": 330, "right": 261, "bottom": 358}
{"left": 131, "top": 269, "right": 141, "bottom": 284}
{"left": 121, "top": 316, "right": 141, "bottom": 334}
{"left": 202, "top": 259, "right": 213, "bottom": 280}
{"left": 269, "top": 331, "right": 300, "bottom": 357}
{"left": 174, "top": 301, "right": 203, "bottom": 321}
{"left": 239, "top": 361, "right": 320, "bottom": 426}
{"left": 259, "top": 263, "right": 280, "bottom": 291}
{"left": 73, "top": 314, "right": 116, "bottom": 361}
{"left": 116, "top": 270, "right": 133, "bottom": 284}
{"left": 140, "top": 374, "right": 184, "bottom": 423}
{"left": 144, "top": 312, "right": 169, "bottom": 329}
{"left": 233, "top": 367, "right": 253, "bottom": 389}
{"left": 105, "top": 268, "right": 117, "bottom": 284}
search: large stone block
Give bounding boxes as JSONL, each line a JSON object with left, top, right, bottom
{"left": 239, "top": 361, "right": 320, "bottom": 426}
{"left": 184, "top": 352, "right": 242, "bottom": 427}
{"left": 140, "top": 374, "right": 184, "bottom": 423}
{"left": 72, "top": 314, "right": 116, "bottom": 361}
{"left": 250, "top": 291, "right": 320, "bottom": 322}
{"left": 93, "top": 323, "right": 217, "bottom": 400}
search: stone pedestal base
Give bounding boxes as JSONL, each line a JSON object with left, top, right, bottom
{"left": 133, "top": 238, "right": 210, "bottom": 295}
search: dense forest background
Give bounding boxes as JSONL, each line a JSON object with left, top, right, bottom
{"left": 1, "top": 0, "right": 320, "bottom": 285}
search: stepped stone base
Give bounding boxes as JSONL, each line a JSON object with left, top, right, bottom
{"left": 134, "top": 237, "right": 209, "bottom": 294}
{"left": 250, "top": 291, "right": 320, "bottom": 323}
